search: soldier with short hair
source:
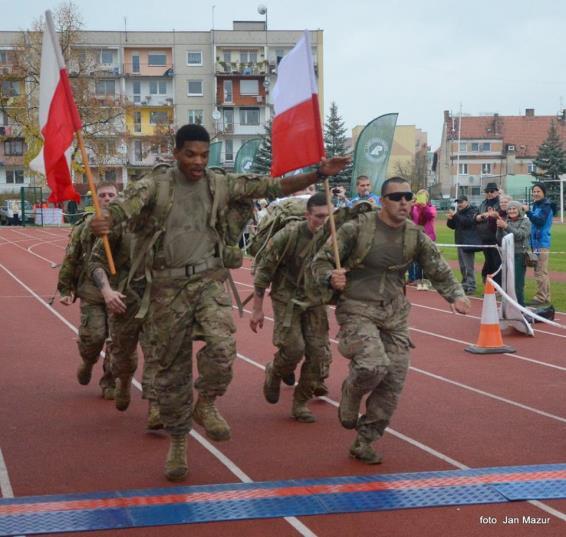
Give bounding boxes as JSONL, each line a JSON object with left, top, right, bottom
{"left": 58, "top": 182, "right": 118, "bottom": 398}
{"left": 91, "top": 124, "right": 349, "bottom": 481}
{"left": 250, "top": 192, "right": 332, "bottom": 422}
{"left": 312, "top": 177, "right": 470, "bottom": 464}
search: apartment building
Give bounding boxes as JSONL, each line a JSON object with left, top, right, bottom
{"left": 0, "top": 22, "right": 323, "bottom": 193}
{"left": 436, "top": 109, "right": 566, "bottom": 204}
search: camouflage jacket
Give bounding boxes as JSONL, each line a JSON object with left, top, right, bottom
{"left": 254, "top": 220, "right": 313, "bottom": 303}
{"left": 312, "top": 213, "right": 465, "bottom": 304}
{"left": 57, "top": 214, "right": 104, "bottom": 304}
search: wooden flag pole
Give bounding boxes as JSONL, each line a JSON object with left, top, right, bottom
{"left": 76, "top": 130, "right": 116, "bottom": 275}
{"left": 323, "top": 178, "right": 341, "bottom": 270}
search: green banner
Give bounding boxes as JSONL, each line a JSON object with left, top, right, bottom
{"left": 350, "top": 113, "right": 398, "bottom": 196}
{"left": 235, "top": 138, "right": 261, "bottom": 173}
{"left": 208, "top": 141, "right": 222, "bottom": 167}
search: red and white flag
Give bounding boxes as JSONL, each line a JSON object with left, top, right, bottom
{"left": 271, "top": 30, "right": 324, "bottom": 177}
{"left": 30, "top": 10, "right": 81, "bottom": 203}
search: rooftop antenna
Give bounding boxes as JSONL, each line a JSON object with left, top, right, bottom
{"left": 124, "top": 16, "right": 128, "bottom": 42}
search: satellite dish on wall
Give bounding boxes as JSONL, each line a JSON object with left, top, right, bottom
{"left": 257, "top": 4, "right": 267, "bottom": 15}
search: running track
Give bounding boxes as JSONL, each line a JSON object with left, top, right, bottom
{"left": 0, "top": 226, "right": 564, "bottom": 536}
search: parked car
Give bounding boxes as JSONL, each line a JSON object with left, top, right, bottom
{"left": 0, "top": 199, "right": 34, "bottom": 225}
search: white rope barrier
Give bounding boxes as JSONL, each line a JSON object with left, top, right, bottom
{"left": 488, "top": 277, "right": 565, "bottom": 329}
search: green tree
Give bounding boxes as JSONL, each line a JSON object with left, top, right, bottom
{"left": 532, "top": 120, "right": 566, "bottom": 208}
{"left": 323, "top": 102, "right": 351, "bottom": 188}
{"left": 251, "top": 118, "right": 272, "bottom": 175}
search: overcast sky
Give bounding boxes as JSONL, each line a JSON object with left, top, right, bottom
{"left": 2, "top": 0, "right": 566, "bottom": 148}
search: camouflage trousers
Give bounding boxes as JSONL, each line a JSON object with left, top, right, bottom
{"left": 147, "top": 274, "right": 236, "bottom": 435}
{"left": 271, "top": 299, "right": 331, "bottom": 400}
{"left": 335, "top": 295, "right": 412, "bottom": 443}
{"left": 108, "top": 285, "right": 156, "bottom": 400}
{"left": 78, "top": 300, "right": 114, "bottom": 390}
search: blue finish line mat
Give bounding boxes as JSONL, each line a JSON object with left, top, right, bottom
{"left": 0, "top": 464, "right": 564, "bottom": 535}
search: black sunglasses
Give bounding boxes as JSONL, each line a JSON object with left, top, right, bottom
{"left": 485, "top": 189, "right": 498, "bottom": 193}
{"left": 383, "top": 192, "right": 414, "bottom": 202}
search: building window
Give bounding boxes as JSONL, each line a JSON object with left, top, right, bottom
{"left": 132, "top": 80, "right": 141, "bottom": 103}
{"left": 187, "top": 51, "right": 202, "bottom": 65}
{"left": 481, "top": 163, "right": 492, "bottom": 175}
{"left": 187, "top": 80, "right": 203, "bottom": 96}
{"left": 225, "top": 139, "right": 234, "bottom": 161}
{"left": 240, "top": 79, "right": 259, "bottom": 96}
{"left": 275, "top": 49, "right": 286, "bottom": 65}
{"left": 223, "top": 108, "right": 234, "bottom": 131}
{"left": 223, "top": 80, "right": 233, "bottom": 103}
{"left": 481, "top": 142, "right": 491, "bottom": 152}
{"left": 4, "top": 138, "right": 24, "bottom": 156}
{"left": 471, "top": 186, "right": 481, "bottom": 196}
{"left": 240, "top": 107, "right": 260, "bottom": 126}
{"left": 528, "top": 162, "right": 536, "bottom": 173}
{"left": 149, "top": 111, "right": 169, "bottom": 124}
{"left": 239, "top": 50, "right": 258, "bottom": 63}
{"left": 188, "top": 109, "right": 204, "bottom": 124}
{"left": 149, "top": 80, "right": 167, "bottom": 95}
{"left": 148, "top": 53, "right": 167, "bottom": 66}
{"left": 0, "top": 50, "right": 8, "bottom": 64}
{"left": 104, "top": 169, "right": 117, "bottom": 182}
{"left": 6, "top": 169, "right": 24, "bottom": 184}
{"left": 134, "top": 140, "right": 143, "bottom": 161}
{"left": 100, "top": 50, "right": 113, "bottom": 65}
{"left": 95, "top": 79, "right": 115, "bottom": 96}
{"left": 1, "top": 80, "right": 19, "bottom": 97}
{"left": 134, "top": 111, "right": 141, "bottom": 132}
{"left": 471, "top": 143, "right": 479, "bottom": 152}
{"left": 223, "top": 50, "right": 231, "bottom": 63}
{"left": 458, "top": 163, "right": 468, "bottom": 175}
{"left": 459, "top": 142, "right": 467, "bottom": 152}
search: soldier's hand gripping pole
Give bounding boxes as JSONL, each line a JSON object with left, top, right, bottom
{"left": 323, "top": 179, "right": 341, "bottom": 270}
{"left": 76, "top": 130, "right": 116, "bottom": 275}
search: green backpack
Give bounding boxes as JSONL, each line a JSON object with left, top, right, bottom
{"left": 248, "top": 197, "right": 308, "bottom": 260}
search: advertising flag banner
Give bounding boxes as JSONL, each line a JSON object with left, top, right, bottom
{"left": 235, "top": 138, "right": 261, "bottom": 173}
{"left": 208, "top": 141, "right": 222, "bottom": 167}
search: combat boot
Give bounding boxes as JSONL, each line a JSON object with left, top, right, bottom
{"left": 263, "top": 362, "right": 281, "bottom": 404}
{"left": 101, "top": 386, "right": 115, "bottom": 400}
{"left": 114, "top": 378, "right": 131, "bottom": 412}
{"left": 146, "top": 401, "right": 163, "bottom": 430}
{"left": 192, "top": 396, "right": 231, "bottom": 441}
{"left": 291, "top": 396, "right": 316, "bottom": 423}
{"left": 282, "top": 371, "right": 296, "bottom": 386}
{"left": 338, "top": 380, "right": 362, "bottom": 429}
{"left": 313, "top": 381, "right": 329, "bottom": 397}
{"left": 349, "top": 437, "right": 383, "bottom": 465}
{"left": 77, "top": 361, "right": 94, "bottom": 385}
{"left": 164, "top": 434, "right": 188, "bottom": 482}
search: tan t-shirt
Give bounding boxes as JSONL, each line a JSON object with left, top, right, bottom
{"left": 161, "top": 173, "right": 218, "bottom": 267}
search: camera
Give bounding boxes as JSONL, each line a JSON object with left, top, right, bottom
{"left": 332, "top": 187, "right": 341, "bottom": 195}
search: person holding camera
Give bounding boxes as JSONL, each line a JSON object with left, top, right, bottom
{"left": 475, "top": 182, "right": 501, "bottom": 285}
{"left": 331, "top": 185, "right": 350, "bottom": 208}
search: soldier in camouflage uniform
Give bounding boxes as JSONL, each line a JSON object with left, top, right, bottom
{"left": 312, "top": 177, "right": 470, "bottom": 464}
{"left": 90, "top": 223, "right": 161, "bottom": 430}
{"left": 91, "top": 124, "right": 350, "bottom": 482}
{"left": 250, "top": 193, "right": 331, "bottom": 423}
{"left": 58, "top": 183, "right": 118, "bottom": 398}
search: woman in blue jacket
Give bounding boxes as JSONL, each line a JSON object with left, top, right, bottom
{"left": 525, "top": 183, "right": 553, "bottom": 304}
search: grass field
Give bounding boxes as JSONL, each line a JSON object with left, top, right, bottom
{"left": 434, "top": 214, "right": 566, "bottom": 311}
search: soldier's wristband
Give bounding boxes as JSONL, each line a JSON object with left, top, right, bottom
{"left": 315, "top": 166, "right": 328, "bottom": 181}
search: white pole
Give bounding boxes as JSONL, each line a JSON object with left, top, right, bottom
{"left": 454, "top": 103, "right": 462, "bottom": 199}
{"left": 560, "top": 176, "right": 564, "bottom": 224}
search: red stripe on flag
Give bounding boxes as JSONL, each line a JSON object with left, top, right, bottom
{"left": 42, "top": 69, "right": 80, "bottom": 203}
{"left": 271, "top": 95, "right": 324, "bottom": 177}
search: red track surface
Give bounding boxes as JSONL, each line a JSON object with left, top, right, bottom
{"left": 0, "top": 226, "right": 565, "bottom": 537}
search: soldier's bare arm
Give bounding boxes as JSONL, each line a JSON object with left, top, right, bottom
{"left": 57, "top": 223, "right": 83, "bottom": 303}
{"left": 249, "top": 286, "right": 266, "bottom": 333}
{"left": 279, "top": 156, "right": 350, "bottom": 196}
{"left": 92, "top": 267, "right": 127, "bottom": 315}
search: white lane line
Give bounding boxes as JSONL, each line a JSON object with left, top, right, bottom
{"left": 232, "top": 280, "right": 566, "bottom": 372}
{"left": 0, "top": 263, "right": 317, "bottom": 537}
{"left": 0, "top": 234, "right": 60, "bottom": 267}
{"left": 235, "top": 353, "right": 566, "bottom": 522}
{"left": 0, "top": 448, "right": 14, "bottom": 498}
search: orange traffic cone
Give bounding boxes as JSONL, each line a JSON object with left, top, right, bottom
{"left": 465, "top": 277, "right": 516, "bottom": 354}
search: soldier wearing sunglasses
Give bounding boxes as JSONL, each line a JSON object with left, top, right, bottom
{"left": 312, "top": 176, "right": 470, "bottom": 465}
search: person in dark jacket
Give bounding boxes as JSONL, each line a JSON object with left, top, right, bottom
{"left": 524, "top": 182, "right": 553, "bottom": 304}
{"left": 475, "top": 182, "right": 501, "bottom": 285}
{"left": 447, "top": 196, "right": 480, "bottom": 295}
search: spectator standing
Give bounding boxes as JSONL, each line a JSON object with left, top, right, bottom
{"left": 498, "top": 194, "right": 512, "bottom": 218}
{"left": 408, "top": 189, "right": 437, "bottom": 290}
{"left": 524, "top": 183, "right": 553, "bottom": 305}
{"left": 446, "top": 195, "right": 480, "bottom": 295}
{"left": 475, "top": 182, "right": 501, "bottom": 285}
{"left": 349, "top": 175, "right": 380, "bottom": 207}
{"left": 496, "top": 201, "right": 531, "bottom": 306}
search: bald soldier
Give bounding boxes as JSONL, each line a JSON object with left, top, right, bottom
{"left": 312, "top": 176, "right": 470, "bottom": 464}
{"left": 91, "top": 124, "right": 349, "bottom": 481}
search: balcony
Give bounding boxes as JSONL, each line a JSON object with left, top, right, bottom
{"left": 0, "top": 63, "right": 25, "bottom": 78}
{"left": 123, "top": 63, "right": 174, "bottom": 78}
{"left": 215, "top": 61, "right": 268, "bottom": 76}
{"left": 128, "top": 95, "right": 174, "bottom": 107}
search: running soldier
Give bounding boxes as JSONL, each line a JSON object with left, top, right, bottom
{"left": 250, "top": 192, "right": 331, "bottom": 422}
{"left": 312, "top": 177, "right": 470, "bottom": 464}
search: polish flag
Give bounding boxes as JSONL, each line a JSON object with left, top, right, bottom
{"left": 29, "top": 10, "right": 81, "bottom": 203}
{"left": 271, "top": 30, "right": 324, "bottom": 177}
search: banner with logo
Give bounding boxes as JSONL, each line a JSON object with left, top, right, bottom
{"left": 208, "top": 141, "right": 222, "bottom": 167}
{"left": 235, "top": 138, "right": 261, "bottom": 173}
{"left": 350, "top": 113, "right": 398, "bottom": 196}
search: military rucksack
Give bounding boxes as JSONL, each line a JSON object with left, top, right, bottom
{"left": 248, "top": 197, "right": 308, "bottom": 261}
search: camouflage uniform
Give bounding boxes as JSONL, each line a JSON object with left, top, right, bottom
{"left": 254, "top": 220, "right": 331, "bottom": 403}
{"left": 105, "top": 165, "right": 283, "bottom": 436}
{"left": 89, "top": 228, "right": 155, "bottom": 401}
{"left": 312, "top": 211, "right": 464, "bottom": 458}
{"left": 57, "top": 215, "right": 114, "bottom": 392}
